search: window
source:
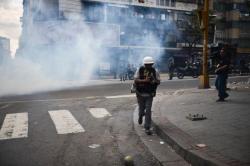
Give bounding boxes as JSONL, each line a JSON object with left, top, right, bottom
{"left": 166, "top": 0, "right": 170, "bottom": 6}
{"left": 161, "top": 13, "right": 166, "bottom": 20}
{"left": 170, "top": 0, "right": 176, "bottom": 7}
{"left": 146, "top": 12, "right": 156, "bottom": 19}
{"left": 160, "top": 0, "right": 165, "bottom": 6}
{"left": 156, "top": 0, "right": 160, "bottom": 6}
{"left": 157, "top": 0, "right": 172, "bottom": 7}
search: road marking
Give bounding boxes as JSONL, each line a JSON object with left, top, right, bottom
{"left": 48, "top": 110, "right": 85, "bottom": 134}
{"left": 86, "top": 96, "right": 97, "bottom": 99}
{"left": 0, "top": 104, "right": 10, "bottom": 109}
{"left": 0, "top": 112, "right": 28, "bottom": 140}
{"left": 89, "top": 108, "right": 112, "bottom": 118}
{"left": 0, "top": 97, "right": 86, "bottom": 104}
{"left": 105, "top": 94, "right": 135, "bottom": 99}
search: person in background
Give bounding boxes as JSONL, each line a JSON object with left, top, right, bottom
{"left": 134, "top": 56, "right": 160, "bottom": 135}
{"left": 168, "top": 57, "right": 175, "bottom": 80}
{"left": 215, "top": 47, "right": 230, "bottom": 102}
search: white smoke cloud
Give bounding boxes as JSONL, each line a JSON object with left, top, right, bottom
{"left": 0, "top": 58, "right": 57, "bottom": 95}
{"left": 0, "top": 0, "right": 22, "bottom": 56}
{"left": 0, "top": 18, "right": 117, "bottom": 96}
{"left": 0, "top": 0, "right": 22, "bottom": 8}
{"left": 0, "top": 1, "right": 178, "bottom": 97}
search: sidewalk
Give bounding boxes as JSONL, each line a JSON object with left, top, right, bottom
{"left": 151, "top": 85, "right": 250, "bottom": 166}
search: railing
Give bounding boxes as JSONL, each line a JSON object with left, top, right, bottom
{"left": 82, "top": 0, "right": 197, "bottom": 11}
{"left": 239, "top": 15, "right": 250, "bottom": 21}
{"left": 239, "top": 33, "right": 250, "bottom": 38}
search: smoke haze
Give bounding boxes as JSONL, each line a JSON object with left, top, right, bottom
{"left": 0, "top": 0, "right": 22, "bottom": 56}
{"left": 0, "top": 1, "right": 177, "bottom": 97}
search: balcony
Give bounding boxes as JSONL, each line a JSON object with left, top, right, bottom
{"left": 239, "top": 14, "right": 250, "bottom": 21}
{"left": 239, "top": 33, "right": 250, "bottom": 38}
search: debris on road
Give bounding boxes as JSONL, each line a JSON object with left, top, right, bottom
{"left": 228, "top": 80, "right": 250, "bottom": 90}
{"left": 196, "top": 144, "right": 207, "bottom": 148}
{"left": 124, "top": 155, "right": 134, "bottom": 166}
{"left": 186, "top": 114, "right": 207, "bottom": 121}
{"left": 88, "top": 144, "right": 101, "bottom": 149}
{"left": 160, "top": 141, "right": 164, "bottom": 145}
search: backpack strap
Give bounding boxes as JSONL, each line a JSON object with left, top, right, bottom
{"left": 139, "top": 66, "right": 145, "bottom": 79}
{"left": 138, "top": 66, "right": 156, "bottom": 79}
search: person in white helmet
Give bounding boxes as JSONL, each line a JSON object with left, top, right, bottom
{"left": 134, "top": 56, "right": 160, "bottom": 135}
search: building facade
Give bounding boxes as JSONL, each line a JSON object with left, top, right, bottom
{"left": 18, "top": 0, "right": 200, "bottom": 74}
{"left": 213, "top": 0, "right": 250, "bottom": 63}
{"left": 0, "top": 37, "right": 11, "bottom": 64}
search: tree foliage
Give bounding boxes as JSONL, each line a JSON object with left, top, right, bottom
{"left": 178, "top": 10, "right": 203, "bottom": 59}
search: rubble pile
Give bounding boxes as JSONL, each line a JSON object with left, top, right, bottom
{"left": 228, "top": 79, "right": 250, "bottom": 90}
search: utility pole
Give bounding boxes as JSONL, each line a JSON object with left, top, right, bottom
{"left": 199, "top": 0, "right": 210, "bottom": 89}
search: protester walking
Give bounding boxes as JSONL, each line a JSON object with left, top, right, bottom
{"left": 134, "top": 56, "right": 160, "bottom": 135}
{"left": 215, "top": 47, "right": 230, "bottom": 102}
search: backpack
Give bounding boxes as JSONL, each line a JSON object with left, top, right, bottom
{"left": 136, "top": 66, "right": 159, "bottom": 96}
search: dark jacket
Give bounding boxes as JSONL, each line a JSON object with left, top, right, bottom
{"left": 135, "top": 66, "right": 159, "bottom": 96}
{"left": 216, "top": 57, "right": 230, "bottom": 75}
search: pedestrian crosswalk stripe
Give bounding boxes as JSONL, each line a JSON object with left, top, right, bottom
{"left": 48, "top": 110, "right": 85, "bottom": 134}
{"left": 88, "top": 108, "right": 112, "bottom": 118}
{"left": 0, "top": 112, "right": 28, "bottom": 140}
{"left": 105, "top": 94, "right": 135, "bottom": 99}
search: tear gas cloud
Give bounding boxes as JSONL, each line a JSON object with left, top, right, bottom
{"left": 0, "top": 1, "right": 178, "bottom": 96}
{"left": 0, "top": 0, "right": 22, "bottom": 57}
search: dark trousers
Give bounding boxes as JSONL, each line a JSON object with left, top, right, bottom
{"left": 215, "top": 74, "right": 228, "bottom": 99}
{"left": 169, "top": 67, "right": 174, "bottom": 80}
{"left": 169, "top": 72, "right": 174, "bottom": 80}
{"left": 137, "top": 95, "right": 153, "bottom": 130}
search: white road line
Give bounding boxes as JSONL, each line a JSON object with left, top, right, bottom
{"left": 105, "top": 94, "right": 135, "bottom": 99}
{"left": 0, "top": 104, "right": 10, "bottom": 109}
{"left": 0, "top": 94, "right": 134, "bottom": 104}
{"left": 0, "top": 112, "right": 28, "bottom": 140}
{"left": 89, "top": 108, "right": 112, "bottom": 118}
{"left": 0, "top": 97, "right": 86, "bottom": 104}
{"left": 48, "top": 110, "right": 85, "bottom": 134}
{"left": 86, "top": 96, "right": 96, "bottom": 99}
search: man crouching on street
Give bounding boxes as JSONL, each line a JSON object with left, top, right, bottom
{"left": 134, "top": 56, "right": 160, "bottom": 135}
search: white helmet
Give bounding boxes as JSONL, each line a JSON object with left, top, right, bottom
{"left": 143, "top": 56, "right": 154, "bottom": 64}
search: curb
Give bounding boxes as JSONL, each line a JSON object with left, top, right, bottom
{"left": 133, "top": 107, "right": 190, "bottom": 166}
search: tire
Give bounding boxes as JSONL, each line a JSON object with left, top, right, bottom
{"left": 192, "top": 74, "right": 198, "bottom": 78}
{"left": 177, "top": 72, "right": 184, "bottom": 79}
{"left": 192, "top": 71, "right": 198, "bottom": 78}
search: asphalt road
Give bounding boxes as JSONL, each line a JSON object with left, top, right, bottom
{"left": 0, "top": 76, "right": 249, "bottom": 166}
